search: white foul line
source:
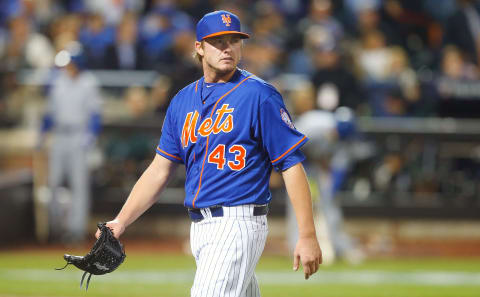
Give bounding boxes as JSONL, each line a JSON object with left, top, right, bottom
{"left": 1, "top": 269, "right": 480, "bottom": 286}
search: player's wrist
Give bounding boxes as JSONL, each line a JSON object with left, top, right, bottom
{"left": 298, "top": 231, "right": 317, "bottom": 239}
{"left": 112, "top": 217, "right": 126, "bottom": 228}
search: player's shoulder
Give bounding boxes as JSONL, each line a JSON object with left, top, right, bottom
{"left": 239, "top": 69, "right": 280, "bottom": 97}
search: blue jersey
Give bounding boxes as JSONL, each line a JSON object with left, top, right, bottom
{"left": 156, "top": 69, "right": 307, "bottom": 208}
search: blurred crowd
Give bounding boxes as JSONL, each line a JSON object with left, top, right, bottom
{"left": 1, "top": 0, "right": 480, "bottom": 128}
{"left": 0, "top": 0, "right": 478, "bottom": 246}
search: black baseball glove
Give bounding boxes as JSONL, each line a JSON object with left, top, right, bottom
{"left": 56, "top": 222, "right": 126, "bottom": 290}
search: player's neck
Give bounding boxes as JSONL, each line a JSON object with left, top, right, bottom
{"left": 203, "top": 68, "right": 236, "bottom": 83}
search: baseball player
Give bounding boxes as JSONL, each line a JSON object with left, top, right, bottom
{"left": 292, "top": 107, "right": 365, "bottom": 264}
{"left": 39, "top": 42, "right": 102, "bottom": 243}
{"left": 98, "top": 10, "right": 322, "bottom": 297}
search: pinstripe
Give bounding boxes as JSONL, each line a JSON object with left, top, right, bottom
{"left": 233, "top": 220, "right": 244, "bottom": 297}
{"left": 196, "top": 219, "right": 224, "bottom": 296}
{"left": 190, "top": 223, "right": 195, "bottom": 259}
{"left": 190, "top": 206, "right": 268, "bottom": 297}
{"left": 247, "top": 216, "right": 267, "bottom": 297}
{"left": 198, "top": 220, "right": 215, "bottom": 295}
{"left": 215, "top": 224, "right": 239, "bottom": 296}
{"left": 244, "top": 220, "right": 258, "bottom": 297}
{"left": 228, "top": 233, "right": 238, "bottom": 297}
{"left": 245, "top": 221, "right": 255, "bottom": 296}
{"left": 240, "top": 219, "right": 251, "bottom": 294}
{"left": 202, "top": 218, "right": 231, "bottom": 297}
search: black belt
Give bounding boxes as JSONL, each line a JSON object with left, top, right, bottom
{"left": 188, "top": 205, "right": 269, "bottom": 222}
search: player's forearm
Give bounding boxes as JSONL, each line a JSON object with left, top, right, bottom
{"left": 115, "top": 155, "right": 177, "bottom": 228}
{"left": 282, "top": 163, "right": 317, "bottom": 238}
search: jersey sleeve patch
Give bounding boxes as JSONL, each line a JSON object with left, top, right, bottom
{"left": 280, "top": 108, "right": 295, "bottom": 129}
{"left": 259, "top": 91, "right": 308, "bottom": 166}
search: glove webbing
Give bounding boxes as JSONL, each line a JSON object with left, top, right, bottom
{"left": 55, "top": 261, "right": 93, "bottom": 291}
{"left": 80, "top": 271, "right": 93, "bottom": 291}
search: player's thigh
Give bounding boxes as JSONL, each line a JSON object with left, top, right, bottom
{"left": 191, "top": 217, "right": 267, "bottom": 297}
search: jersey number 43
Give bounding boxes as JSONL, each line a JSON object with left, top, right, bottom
{"left": 208, "top": 144, "right": 246, "bottom": 171}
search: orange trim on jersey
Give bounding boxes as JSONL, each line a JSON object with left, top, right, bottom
{"left": 191, "top": 75, "right": 253, "bottom": 208}
{"left": 202, "top": 31, "right": 250, "bottom": 40}
{"left": 157, "top": 146, "right": 182, "bottom": 161}
{"left": 270, "top": 136, "right": 307, "bottom": 164}
{"left": 195, "top": 80, "right": 199, "bottom": 93}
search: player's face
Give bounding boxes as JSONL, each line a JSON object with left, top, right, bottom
{"left": 196, "top": 34, "right": 242, "bottom": 78}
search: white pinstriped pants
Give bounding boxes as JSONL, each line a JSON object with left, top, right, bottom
{"left": 190, "top": 205, "right": 268, "bottom": 297}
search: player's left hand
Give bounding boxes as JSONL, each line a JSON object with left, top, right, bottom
{"left": 293, "top": 235, "right": 322, "bottom": 280}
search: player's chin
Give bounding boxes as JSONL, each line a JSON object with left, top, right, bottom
{"left": 218, "top": 59, "right": 237, "bottom": 70}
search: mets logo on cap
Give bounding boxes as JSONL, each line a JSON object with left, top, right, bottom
{"left": 196, "top": 10, "right": 250, "bottom": 41}
{"left": 221, "top": 14, "right": 231, "bottom": 26}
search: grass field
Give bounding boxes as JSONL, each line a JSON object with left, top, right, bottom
{"left": 1, "top": 249, "right": 480, "bottom": 297}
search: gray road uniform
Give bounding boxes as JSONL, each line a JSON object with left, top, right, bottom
{"left": 43, "top": 69, "right": 102, "bottom": 241}
{"left": 291, "top": 109, "right": 363, "bottom": 263}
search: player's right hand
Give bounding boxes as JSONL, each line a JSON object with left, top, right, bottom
{"left": 95, "top": 218, "right": 125, "bottom": 239}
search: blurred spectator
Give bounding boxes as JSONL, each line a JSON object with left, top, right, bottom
{"left": 104, "top": 13, "right": 146, "bottom": 70}
{"left": 84, "top": 0, "right": 144, "bottom": 26}
{"left": 123, "top": 86, "right": 153, "bottom": 119}
{"left": 288, "top": 79, "right": 316, "bottom": 116}
{"left": 78, "top": 13, "right": 115, "bottom": 69}
{"left": 49, "top": 14, "right": 82, "bottom": 51}
{"left": 150, "top": 75, "right": 172, "bottom": 114}
{"left": 385, "top": 46, "right": 424, "bottom": 115}
{"left": 444, "top": 0, "right": 480, "bottom": 65}
{"left": 271, "top": 0, "right": 309, "bottom": 22}
{"left": 242, "top": 40, "right": 282, "bottom": 80}
{"left": 342, "top": 0, "right": 381, "bottom": 20}
{"left": 37, "top": 42, "right": 103, "bottom": 243}
{"left": 355, "top": 35, "right": 424, "bottom": 117}
{"left": 251, "top": 1, "right": 288, "bottom": 47}
{"left": 310, "top": 34, "right": 365, "bottom": 112}
{"left": 435, "top": 45, "right": 480, "bottom": 117}
{"left": 179, "top": 0, "right": 216, "bottom": 21}
{"left": 423, "top": 0, "right": 457, "bottom": 22}
{"left": 0, "top": 0, "right": 61, "bottom": 29}
{"left": 287, "top": 24, "right": 330, "bottom": 76}
{"left": 2, "top": 15, "right": 55, "bottom": 70}
{"left": 139, "top": 1, "right": 193, "bottom": 68}
{"left": 348, "top": 4, "right": 402, "bottom": 46}
{"left": 297, "top": 0, "right": 344, "bottom": 44}
{"left": 0, "top": 0, "right": 23, "bottom": 25}
{"left": 0, "top": 70, "right": 19, "bottom": 127}
{"left": 382, "top": 1, "right": 430, "bottom": 45}
{"left": 58, "top": 0, "right": 86, "bottom": 13}
{"left": 157, "top": 30, "right": 202, "bottom": 97}
{"left": 354, "top": 30, "right": 392, "bottom": 83}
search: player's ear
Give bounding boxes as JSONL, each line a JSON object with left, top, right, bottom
{"left": 195, "top": 41, "right": 204, "bottom": 58}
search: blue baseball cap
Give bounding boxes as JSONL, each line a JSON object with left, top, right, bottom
{"left": 196, "top": 10, "right": 250, "bottom": 41}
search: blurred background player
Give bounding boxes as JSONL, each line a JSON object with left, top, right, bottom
{"left": 37, "top": 42, "right": 103, "bottom": 243}
{"left": 291, "top": 106, "right": 368, "bottom": 264}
